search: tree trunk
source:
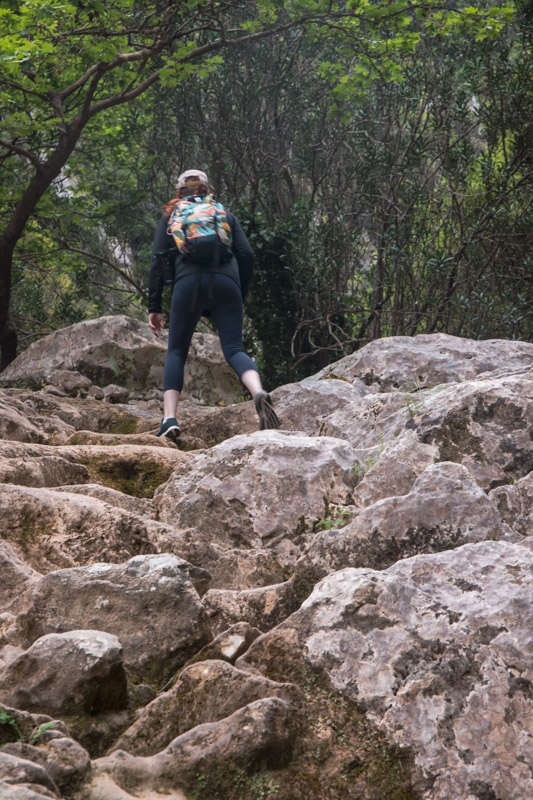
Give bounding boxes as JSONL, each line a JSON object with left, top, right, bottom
{"left": 0, "top": 309, "right": 17, "bottom": 371}
{"left": 0, "top": 123, "right": 85, "bottom": 362}
{"left": 0, "top": 237, "right": 17, "bottom": 370}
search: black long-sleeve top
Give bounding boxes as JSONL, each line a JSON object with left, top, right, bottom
{"left": 148, "top": 210, "right": 254, "bottom": 314}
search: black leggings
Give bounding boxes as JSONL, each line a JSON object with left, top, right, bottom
{"left": 163, "top": 272, "right": 258, "bottom": 392}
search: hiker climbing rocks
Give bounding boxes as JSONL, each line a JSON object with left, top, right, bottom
{"left": 148, "top": 169, "right": 280, "bottom": 441}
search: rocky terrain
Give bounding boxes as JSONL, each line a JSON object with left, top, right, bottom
{"left": 0, "top": 315, "right": 532, "bottom": 800}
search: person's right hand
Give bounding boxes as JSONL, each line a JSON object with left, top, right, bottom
{"left": 148, "top": 312, "right": 164, "bottom": 338}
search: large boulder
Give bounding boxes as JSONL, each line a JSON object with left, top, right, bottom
{"left": 0, "top": 752, "right": 59, "bottom": 797}
{"left": 156, "top": 430, "right": 360, "bottom": 556}
{"left": 313, "top": 332, "right": 533, "bottom": 391}
{"left": 304, "top": 462, "right": 509, "bottom": 576}
{"left": 6, "top": 554, "right": 212, "bottom": 684}
{"left": 0, "top": 631, "right": 128, "bottom": 717}
{"left": 351, "top": 429, "right": 438, "bottom": 507}
{"left": 0, "top": 316, "right": 242, "bottom": 403}
{"left": 85, "top": 697, "right": 294, "bottom": 799}
{"left": 403, "top": 372, "right": 533, "bottom": 490}
{"left": 320, "top": 371, "right": 533, "bottom": 491}
{"left": 1, "top": 737, "right": 90, "bottom": 797}
{"left": 239, "top": 540, "right": 533, "bottom": 800}
{"left": 0, "top": 485, "right": 177, "bottom": 573}
{"left": 0, "top": 541, "right": 41, "bottom": 611}
{"left": 111, "top": 659, "right": 301, "bottom": 756}
{"left": 270, "top": 378, "right": 368, "bottom": 435}
{"left": 0, "top": 388, "right": 146, "bottom": 444}
{"left": 489, "top": 471, "right": 533, "bottom": 539}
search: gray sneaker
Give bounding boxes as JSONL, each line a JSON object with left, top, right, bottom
{"left": 254, "top": 392, "right": 280, "bottom": 430}
{"left": 156, "top": 417, "right": 181, "bottom": 442}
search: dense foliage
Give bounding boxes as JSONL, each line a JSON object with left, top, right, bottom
{"left": 1, "top": 0, "right": 531, "bottom": 384}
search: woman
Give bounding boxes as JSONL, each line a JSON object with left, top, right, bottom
{"left": 148, "top": 169, "right": 279, "bottom": 441}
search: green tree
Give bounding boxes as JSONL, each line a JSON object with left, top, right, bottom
{"left": 1, "top": 0, "right": 358, "bottom": 366}
{"left": 2, "top": 0, "right": 522, "bottom": 381}
{"left": 131, "top": 1, "right": 524, "bottom": 385}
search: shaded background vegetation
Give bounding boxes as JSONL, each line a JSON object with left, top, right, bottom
{"left": 4, "top": 0, "right": 532, "bottom": 388}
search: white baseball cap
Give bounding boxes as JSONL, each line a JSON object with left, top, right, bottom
{"left": 176, "top": 169, "right": 209, "bottom": 189}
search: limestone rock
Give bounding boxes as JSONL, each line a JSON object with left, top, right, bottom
{"left": 1, "top": 737, "right": 90, "bottom": 795}
{"left": 313, "top": 332, "right": 533, "bottom": 391}
{"left": 0, "top": 645, "right": 24, "bottom": 671}
{"left": 0, "top": 704, "right": 70, "bottom": 746}
{"left": 0, "top": 367, "right": 92, "bottom": 397}
{"left": 242, "top": 540, "right": 533, "bottom": 800}
{"left": 150, "top": 532, "right": 287, "bottom": 590}
{"left": 489, "top": 471, "right": 533, "bottom": 538}
{"left": 0, "top": 630, "right": 127, "bottom": 716}
{"left": 0, "top": 541, "right": 41, "bottom": 611}
{"left": 304, "top": 462, "right": 507, "bottom": 575}
{"left": 321, "top": 371, "right": 533, "bottom": 492}
{"left": 0, "top": 388, "right": 145, "bottom": 444}
{"left": 0, "top": 316, "right": 166, "bottom": 391}
{"left": 7, "top": 555, "right": 212, "bottom": 684}
{"left": 0, "top": 485, "right": 169, "bottom": 573}
{"left": 271, "top": 376, "right": 368, "bottom": 434}
{"left": 52, "top": 484, "right": 155, "bottom": 519}
{"left": 5, "top": 441, "right": 191, "bottom": 497}
{"left": 0, "top": 783, "right": 57, "bottom": 799}
{"left": 64, "top": 430, "right": 176, "bottom": 448}
{"left": 0, "top": 707, "right": 84, "bottom": 791}
{"left": 111, "top": 659, "right": 301, "bottom": 756}
{"left": 156, "top": 431, "right": 359, "bottom": 553}
{"left": 172, "top": 399, "right": 258, "bottom": 449}
{"left": 2, "top": 325, "right": 532, "bottom": 800}
{"left": 318, "top": 390, "right": 415, "bottom": 451}
{"left": 85, "top": 697, "right": 294, "bottom": 798}
{"left": 404, "top": 372, "right": 533, "bottom": 490}
{"left": 0, "top": 442, "right": 90, "bottom": 488}
{"left": 87, "top": 385, "right": 105, "bottom": 400}
{"left": 0, "top": 316, "right": 242, "bottom": 403}
{"left": 0, "top": 394, "right": 47, "bottom": 444}
{"left": 102, "top": 385, "right": 130, "bottom": 404}
{"left": 186, "top": 622, "right": 262, "bottom": 665}
{"left": 351, "top": 430, "right": 438, "bottom": 507}
{"left": 202, "top": 577, "right": 303, "bottom": 636}
{"left": 0, "top": 752, "right": 58, "bottom": 796}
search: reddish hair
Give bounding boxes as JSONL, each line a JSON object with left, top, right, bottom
{"left": 162, "top": 184, "right": 209, "bottom": 216}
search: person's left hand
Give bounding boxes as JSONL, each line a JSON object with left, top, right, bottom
{"left": 148, "top": 312, "right": 164, "bottom": 337}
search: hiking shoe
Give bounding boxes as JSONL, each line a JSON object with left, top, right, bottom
{"left": 254, "top": 391, "right": 280, "bottom": 430}
{"left": 156, "top": 417, "right": 181, "bottom": 442}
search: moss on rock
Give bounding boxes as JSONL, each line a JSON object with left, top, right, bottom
{"left": 187, "top": 644, "right": 420, "bottom": 800}
{"left": 81, "top": 455, "right": 172, "bottom": 499}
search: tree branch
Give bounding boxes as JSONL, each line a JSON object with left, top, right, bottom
{"left": 0, "top": 139, "right": 43, "bottom": 170}
{"left": 59, "top": 243, "right": 147, "bottom": 298}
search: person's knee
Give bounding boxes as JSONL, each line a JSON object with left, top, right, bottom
{"left": 221, "top": 343, "right": 242, "bottom": 364}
